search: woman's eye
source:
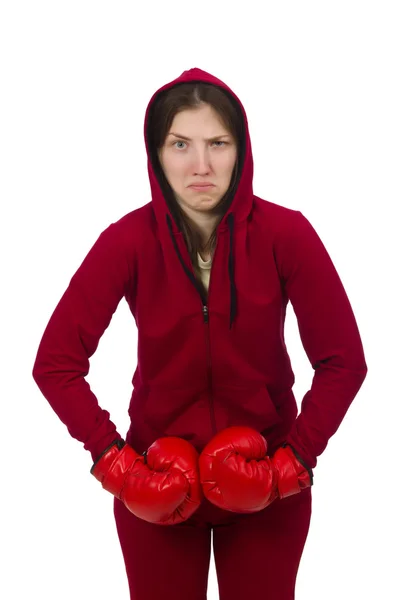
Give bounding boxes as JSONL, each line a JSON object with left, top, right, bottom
{"left": 173, "top": 140, "right": 227, "bottom": 149}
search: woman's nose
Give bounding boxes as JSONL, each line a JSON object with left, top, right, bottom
{"left": 192, "top": 149, "right": 211, "bottom": 173}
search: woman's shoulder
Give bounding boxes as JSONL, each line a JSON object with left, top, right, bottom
{"left": 104, "top": 202, "right": 156, "bottom": 246}
{"left": 82, "top": 203, "right": 156, "bottom": 268}
{"left": 253, "top": 195, "right": 299, "bottom": 219}
{"left": 111, "top": 201, "right": 155, "bottom": 231}
{"left": 252, "top": 195, "right": 302, "bottom": 236}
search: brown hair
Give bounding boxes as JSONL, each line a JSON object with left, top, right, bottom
{"left": 146, "top": 81, "right": 245, "bottom": 298}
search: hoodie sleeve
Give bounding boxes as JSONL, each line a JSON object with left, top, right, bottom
{"left": 278, "top": 210, "right": 368, "bottom": 469}
{"left": 32, "top": 222, "right": 134, "bottom": 462}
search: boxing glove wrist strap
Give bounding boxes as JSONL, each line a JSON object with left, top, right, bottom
{"left": 90, "top": 438, "right": 126, "bottom": 477}
{"left": 282, "top": 442, "right": 314, "bottom": 485}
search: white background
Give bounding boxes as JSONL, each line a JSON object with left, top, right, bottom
{"left": 1, "top": 1, "right": 396, "bottom": 598}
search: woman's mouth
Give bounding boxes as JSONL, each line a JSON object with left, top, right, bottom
{"left": 189, "top": 184, "right": 215, "bottom": 191}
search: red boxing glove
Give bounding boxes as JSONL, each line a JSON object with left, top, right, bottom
{"left": 199, "top": 426, "right": 313, "bottom": 513}
{"left": 271, "top": 442, "right": 313, "bottom": 500}
{"left": 91, "top": 437, "right": 203, "bottom": 525}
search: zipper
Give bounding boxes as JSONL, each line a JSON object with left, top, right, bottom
{"left": 172, "top": 226, "right": 220, "bottom": 438}
{"left": 203, "top": 303, "right": 217, "bottom": 435}
{"left": 201, "top": 238, "right": 219, "bottom": 437}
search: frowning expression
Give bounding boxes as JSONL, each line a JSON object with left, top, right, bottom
{"left": 158, "top": 103, "right": 238, "bottom": 218}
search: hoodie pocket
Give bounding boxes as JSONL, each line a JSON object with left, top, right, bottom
{"left": 214, "top": 384, "right": 283, "bottom": 433}
{"left": 137, "top": 385, "right": 209, "bottom": 437}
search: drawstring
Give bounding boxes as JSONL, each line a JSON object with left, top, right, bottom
{"left": 226, "top": 213, "right": 237, "bottom": 329}
{"left": 166, "top": 214, "right": 199, "bottom": 291}
{"left": 166, "top": 213, "right": 237, "bottom": 329}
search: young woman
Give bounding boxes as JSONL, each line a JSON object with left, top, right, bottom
{"left": 33, "top": 67, "right": 368, "bottom": 599}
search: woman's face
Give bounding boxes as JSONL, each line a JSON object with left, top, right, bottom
{"left": 158, "top": 103, "right": 238, "bottom": 218}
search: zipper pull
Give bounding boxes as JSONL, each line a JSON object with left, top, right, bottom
{"left": 202, "top": 305, "right": 209, "bottom": 323}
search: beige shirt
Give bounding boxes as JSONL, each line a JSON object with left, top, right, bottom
{"left": 197, "top": 252, "right": 212, "bottom": 291}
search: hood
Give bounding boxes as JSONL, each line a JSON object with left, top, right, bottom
{"left": 143, "top": 67, "right": 255, "bottom": 328}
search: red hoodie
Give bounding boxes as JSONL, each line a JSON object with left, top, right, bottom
{"left": 32, "top": 67, "right": 367, "bottom": 470}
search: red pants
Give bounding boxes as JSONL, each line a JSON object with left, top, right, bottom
{"left": 113, "top": 487, "right": 312, "bottom": 600}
